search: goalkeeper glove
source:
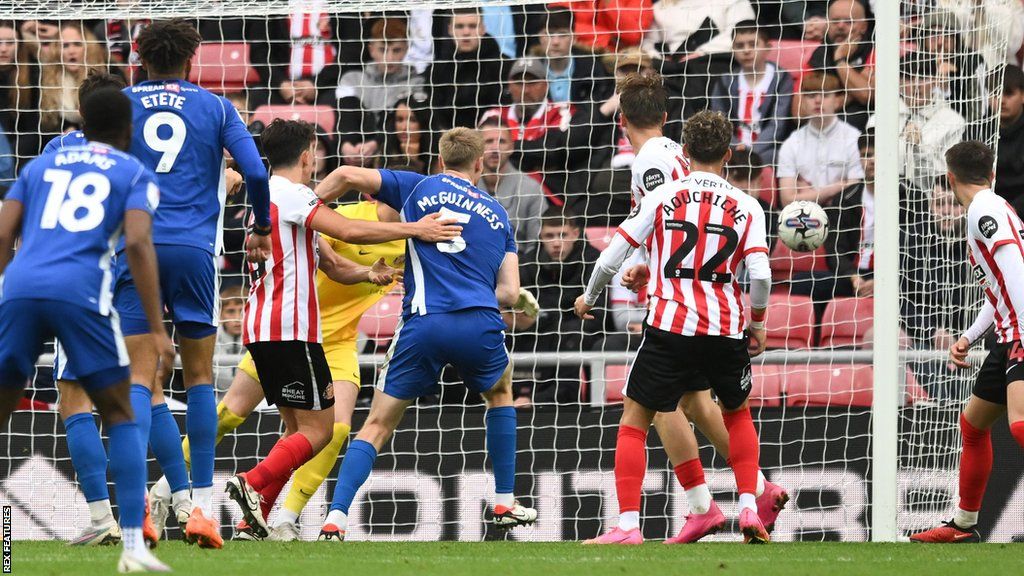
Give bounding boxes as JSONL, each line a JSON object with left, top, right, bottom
{"left": 515, "top": 288, "right": 540, "bottom": 318}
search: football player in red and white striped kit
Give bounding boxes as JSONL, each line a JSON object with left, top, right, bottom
{"left": 576, "top": 110, "right": 773, "bottom": 544}
{"left": 912, "top": 141, "right": 1024, "bottom": 543}
{"left": 226, "top": 119, "right": 461, "bottom": 538}
{"left": 613, "top": 75, "right": 787, "bottom": 543}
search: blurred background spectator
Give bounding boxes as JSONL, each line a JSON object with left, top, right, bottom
{"left": 549, "top": 0, "right": 653, "bottom": 52}
{"left": 994, "top": 64, "right": 1024, "bottom": 215}
{"left": 528, "top": 7, "right": 613, "bottom": 104}
{"left": 897, "top": 56, "right": 965, "bottom": 193}
{"left": 642, "top": 0, "right": 756, "bottom": 60}
{"left": 379, "top": 92, "right": 439, "bottom": 173}
{"left": 805, "top": 0, "right": 875, "bottom": 132}
{"left": 477, "top": 118, "right": 546, "bottom": 254}
{"left": 214, "top": 283, "right": 246, "bottom": 396}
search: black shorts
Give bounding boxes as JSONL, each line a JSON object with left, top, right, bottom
{"left": 246, "top": 341, "right": 335, "bottom": 411}
{"left": 626, "top": 327, "right": 751, "bottom": 412}
{"left": 973, "top": 340, "right": 1024, "bottom": 405}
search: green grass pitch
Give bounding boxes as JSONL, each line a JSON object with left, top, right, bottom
{"left": 11, "top": 541, "right": 1024, "bottom": 576}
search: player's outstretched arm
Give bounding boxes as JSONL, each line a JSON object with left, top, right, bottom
{"left": 745, "top": 251, "right": 772, "bottom": 357}
{"left": 123, "top": 210, "right": 175, "bottom": 365}
{"left": 495, "top": 252, "right": 521, "bottom": 308}
{"left": 576, "top": 233, "right": 635, "bottom": 320}
{"left": 309, "top": 209, "right": 461, "bottom": 245}
{"left": 316, "top": 237, "right": 400, "bottom": 286}
{"left": 315, "top": 166, "right": 383, "bottom": 203}
{"left": 0, "top": 199, "right": 23, "bottom": 276}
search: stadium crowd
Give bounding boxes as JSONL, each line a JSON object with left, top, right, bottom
{"left": 2, "top": 0, "right": 1024, "bottom": 405}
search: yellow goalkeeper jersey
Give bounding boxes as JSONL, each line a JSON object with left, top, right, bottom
{"left": 317, "top": 202, "right": 405, "bottom": 345}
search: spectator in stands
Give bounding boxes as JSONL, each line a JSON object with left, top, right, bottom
{"left": 529, "top": 8, "right": 613, "bottom": 104}
{"left": 34, "top": 23, "right": 108, "bottom": 138}
{"left": 725, "top": 148, "right": 776, "bottom": 246}
{"left": 912, "top": 9, "right": 986, "bottom": 122}
{"left": 711, "top": 20, "right": 795, "bottom": 165}
{"left": 0, "top": 123, "right": 12, "bottom": 197}
{"left": 642, "top": 0, "right": 756, "bottom": 59}
{"left": 379, "top": 92, "right": 439, "bottom": 174}
{"left": 336, "top": 18, "right": 424, "bottom": 167}
{"left": 0, "top": 21, "right": 17, "bottom": 134}
{"left": 478, "top": 58, "right": 602, "bottom": 205}
{"left": 777, "top": 73, "right": 864, "bottom": 206}
{"left": 224, "top": 91, "right": 251, "bottom": 125}
{"left": 506, "top": 208, "right": 608, "bottom": 405}
{"left": 427, "top": 7, "right": 510, "bottom": 130}
{"left": 268, "top": 7, "right": 339, "bottom": 106}
{"left": 993, "top": 64, "right": 1024, "bottom": 215}
{"left": 477, "top": 118, "right": 546, "bottom": 253}
{"left": 214, "top": 284, "right": 246, "bottom": 396}
{"left": 898, "top": 56, "right": 965, "bottom": 193}
{"left": 549, "top": 0, "right": 654, "bottom": 52}
{"left": 806, "top": 0, "right": 875, "bottom": 131}
{"left": 313, "top": 131, "right": 336, "bottom": 184}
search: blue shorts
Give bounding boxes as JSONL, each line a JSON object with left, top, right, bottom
{"left": 0, "top": 299, "right": 129, "bottom": 391}
{"left": 115, "top": 244, "right": 218, "bottom": 339}
{"left": 377, "top": 308, "right": 509, "bottom": 400}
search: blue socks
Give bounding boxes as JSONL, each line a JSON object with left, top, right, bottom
{"left": 185, "top": 384, "right": 216, "bottom": 489}
{"left": 106, "top": 421, "right": 146, "bottom": 528}
{"left": 329, "top": 439, "right": 378, "bottom": 514}
{"left": 150, "top": 403, "right": 189, "bottom": 493}
{"left": 64, "top": 413, "right": 109, "bottom": 503}
{"left": 129, "top": 384, "right": 152, "bottom": 451}
{"left": 485, "top": 406, "right": 517, "bottom": 495}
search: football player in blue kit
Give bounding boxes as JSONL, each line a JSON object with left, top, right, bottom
{"left": 0, "top": 88, "right": 173, "bottom": 573}
{"left": 312, "top": 127, "right": 538, "bottom": 541}
{"left": 56, "top": 19, "right": 273, "bottom": 549}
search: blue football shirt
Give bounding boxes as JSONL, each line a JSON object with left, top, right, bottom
{"left": 376, "top": 170, "right": 517, "bottom": 317}
{"left": 123, "top": 79, "right": 268, "bottom": 253}
{"left": 1, "top": 143, "right": 159, "bottom": 314}
{"left": 41, "top": 130, "right": 86, "bottom": 155}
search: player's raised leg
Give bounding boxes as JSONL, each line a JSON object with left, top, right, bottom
{"left": 320, "top": 389, "right": 412, "bottom": 541}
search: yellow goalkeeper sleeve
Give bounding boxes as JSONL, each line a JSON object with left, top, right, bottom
{"left": 283, "top": 422, "right": 351, "bottom": 515}
{"left": 182, "top": 401, "right": 247, "bottom": 468}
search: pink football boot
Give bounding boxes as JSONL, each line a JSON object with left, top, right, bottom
{"left": 582, "top": 527, "right": 644, "bottom": 545}
{"left": 755, "top": 481, "right": 790, "bottom": 533}
{"left": 664, "top": 500, "right": 726, "bottom": 544}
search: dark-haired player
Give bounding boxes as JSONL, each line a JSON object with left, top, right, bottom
{"left": 577, "top": 110, "right": 773, "bottom": 544}
{"left": 57, "top": 19, "right": 273, "bottom": 549}
{"left": 0, "top": 88, "right": 172, "bottom": 572}
{"left": 223, "top": 119, "right": 460, "bottom": 539}
{"left": 613, "top": 73, "right": 787, "bottom": 542}
{"left": 911, "top": 141, "right": 1024, "bottom": 543}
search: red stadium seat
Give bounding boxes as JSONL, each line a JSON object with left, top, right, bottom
{"left": 585, "top": 227, "right": 616, "bottom": 252}
{"left": 763, "top": 293, "right": 816, "bottom": 349}
{"left": 783, "top": 364, "right": 928, "bottom": 407}
{"left": 251, "top": 104, "right": 337, "bottom": 135}
{"left": 820, "top": 297, "right": 874, "bottom": 348}
{"left": 769, "top": 241, "right": 828, "bottom": 282}
{"left": 358, "top": 292, "right": 403, "bottom": 350}
{"left": 749, "top": 364, "right": 783, "bottom": 407}
{"left": 189, "top": 43, "right": 259, "bottom": 93}
{"left": 604, "top": 364, "right": 628, "bottom": 402}
{"left": 758, "top": 165, "right": 776, "bottom": 206}
{"left": 766, "top": 40, "right": 821, "bottom": 73}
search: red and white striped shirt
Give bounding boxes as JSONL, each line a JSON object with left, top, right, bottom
{"left": 479, "top": 100, "right": 574, "bottom": 143}
{"left": 616, "top": 171, "right": 769, "bottom": 337}
{"left": 288, "top": 2, "right": 336, "bottom": 80}
{"left": 244, "top": 175, "right": 323, "bottom": 345}
{"left": 629, "top": 136, "right": 690, "bottom": 208}
{"left": 735, "top": 64, "right": 776, "bottom": 146}
{"left": 966, "top": 188, "right": 1024, "bottom": 344}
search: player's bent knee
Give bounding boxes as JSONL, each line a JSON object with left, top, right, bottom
{"left": 57, "top": 380, "right": 94, "bottom": 420}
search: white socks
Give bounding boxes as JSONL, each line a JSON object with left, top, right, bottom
{"left": 324, "top": 509, "right": 349, "bottom": 530}
{"left": 618, "top": 511, "right": 640, "bottom": 531}
{"left": 756, "top": 471, "right": 766, "bottom": 497}
{"left": 954, "top": 508, "right": 979, "bottom": 529}
{"left": 685, "top": 484, "right": 713, "bottom": 515}
{"left": 738, "top": 493, "right": 757, "bottom": 513}
{"left": 276, "top": 509, "right": 300, "bottom": 526}
{"left": 152, "top": 476, "right": 171, "bottom": 500}
{"left": 122, "top": 526, "right": 146, "bottom": 553}
{"left": 192, "top": 487, "right": 213, "bottom": 515}
{"left": 88, "top": 500, "right": 115, "bottom": 528}
{"left": 495, "top": 493, "right": 515, "bottom": 508}
{"left": 171, "top": 490, "right": 192, "bottom": 517}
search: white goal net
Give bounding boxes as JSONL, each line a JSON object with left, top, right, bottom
{"left": 1, "top": 0, "right": 1022, "bottom": 543}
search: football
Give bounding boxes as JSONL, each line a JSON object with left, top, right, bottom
{"left": 777, "top": 200, "right": 830, "bottom": 252}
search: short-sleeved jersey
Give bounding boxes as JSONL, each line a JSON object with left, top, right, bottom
{"left": 617, "top": 170, "right": 769, "bottom": 337}
{"left": 318, "top": 202, "right": 405, "bottom": 344}
{"left": 41, "top": 130, "right": 86, "bottom": 155}
{"left": 123, "top": 79, "right": 254, "bottom": 253}
{"left": 966, "top": 188, "right": 1024, "bottom": 343}
{"left": 376, "top": 170, "right": 516, "bottom": 317}
{"left": 243, "top": 176, "right": 323, "bottom": 345}
{"left": 630, "top": 136, "right": 690, "bottom": 208}
{"left": 1, "top": 143, "right": 159, "bottom": 314}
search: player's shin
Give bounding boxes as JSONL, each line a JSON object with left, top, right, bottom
{"left": 129, "top": 384, "right": 152, "bottom": 450}
{"left": 956, "top": 413, "right": 993, "bottom": 528}
{"left": 614, "top": 425, "right": 648, "bottom": 531}
{"left": 721, "top": 407, "right": 760, "bottom": 511}
{"left": 186, "top": 384, "right": 217, "bottom": 513}
{"left": 283, "top": 421, "right": 351, "bottom": 523}
{"left": 149, "top": 403, "right": 192, "bottom": 514}
{"left": 485, "top": 406, "right": 517, "bottom": 508}
{"left": 674, "top": 459, "right": 712, "bottom": 514}
{"left": 65, "top": 413, "right": 115, "bottom": 528}
{"left": 247, "top": 433, "right": 315, "bottom": 492}
{"left": 326, "top": 439, "right": 379, "bottom": 530}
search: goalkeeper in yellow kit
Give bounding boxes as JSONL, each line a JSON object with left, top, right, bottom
{"left": 148, "top": 200, "right": 539, "bottom": 541}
